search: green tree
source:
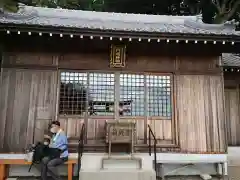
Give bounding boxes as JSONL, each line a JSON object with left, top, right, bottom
{"left": 0, "top": 0, "right": 19, "bottom": 12}
{"left": 186, "top": 0, "right": 240, "bottom": 24}
{"left": 1, "top": 0, "right": 240, "bottom": 25}
{"left": 104, "top": 0, "right": 240, "bottom": 24}
{"left": 211, "top": 0, "right": 240, "bottom": 23}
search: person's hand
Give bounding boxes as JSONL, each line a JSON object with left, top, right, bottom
{"left": 44, "top": 134, "right": 51, "bottom": 139}
{"left": 49, "top": 143, "right": 54, "bottom": 148}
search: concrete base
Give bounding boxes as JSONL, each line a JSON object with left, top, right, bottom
{"left": 79, "top": 153, "right": 156, "bottom": 180}
{"left": 228, "top": 147, "right": 240, "bottom": 179}
{"left": 80, "top": 153, "right": 154, "bottom": 170}
{"left": 0, "top": 152, "right": 227, "bottom": 177}
{"left": 80, "top": 169, "right": 156, "bottom": 180}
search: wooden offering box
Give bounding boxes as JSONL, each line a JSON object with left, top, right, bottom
{"left": 106, "top": 120, "right": 136, "bottom": 143}
{"left": 105, "top": 120, "right": 136, "bottom": 154}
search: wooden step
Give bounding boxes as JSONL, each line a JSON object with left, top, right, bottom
{"left": 68, "top": 141, "right": 179, "bottom": 148}
{"left": 68, "top": 142, "right": 107, "bottom": 153}
{"left": 68, "top": 137, "right": 81, "bottom": 141}
{"left": 68, "top": 142, "right": 180, "bottom": 153}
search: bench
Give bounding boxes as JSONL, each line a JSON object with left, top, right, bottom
{"left": 0, "top": 154, "right": 77, "bottom": 180}
{"left": 154, "top": 153, "right": 227, "bottom": 180}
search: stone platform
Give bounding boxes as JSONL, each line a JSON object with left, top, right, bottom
{"left": 79, "top": 153, "right": 156, "bottom": 180}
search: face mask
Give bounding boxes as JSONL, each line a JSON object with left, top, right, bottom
{"left": 43, "top": 141, "right": 49, "bottom": 146}
{"left": 50, "top": 127, "right": 57, "bottom": 133}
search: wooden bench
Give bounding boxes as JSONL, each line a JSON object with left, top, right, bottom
{"left": 0, "top": 158, "right": 77, "bottom": 180}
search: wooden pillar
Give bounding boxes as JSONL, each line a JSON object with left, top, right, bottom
{"left": 144, "top": 75, "right": 148, "bottom": 143}
{"left": 114, "top": 72, "right": 120, "bottom": 121}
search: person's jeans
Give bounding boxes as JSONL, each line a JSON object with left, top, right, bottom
{"left": 41, "top": 156, "right": 68, "bottom": 180}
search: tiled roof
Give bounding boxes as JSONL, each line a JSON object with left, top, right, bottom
{"left": 0, "top": 5, "right": 239, "bottom": 36}
{"left": 222, "top": 54, "right": 240, "bottom": 67}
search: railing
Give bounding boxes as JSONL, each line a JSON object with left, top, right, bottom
{"left": 76, "top": 123, "right": 85, "bottom": 179}
{"left": 148, "top": 125, "right": 157, "bottom": 177}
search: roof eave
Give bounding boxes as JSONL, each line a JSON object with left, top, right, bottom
{"left": 223, "top": 65, "right": 240, "bottom": 68}
{"left": 1, "top": 23, "right": 240, "bottom": 42}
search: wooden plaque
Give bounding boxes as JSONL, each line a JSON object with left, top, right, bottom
{"left": 105, "top": 120, "right": 136, "bottom": 144}
{"left": 110, "top": 45, "right": 126, "bottom": 68}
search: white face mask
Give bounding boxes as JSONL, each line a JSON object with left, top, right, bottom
{"left": 50, "top": 127, "right": 57, "bottom": 133}
{"left": 43, "top": 141, "right": 49, "bottom": 145}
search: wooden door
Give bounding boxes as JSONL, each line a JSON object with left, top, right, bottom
{"left": 58, "top": 71, "right": 174, "bottom": 147}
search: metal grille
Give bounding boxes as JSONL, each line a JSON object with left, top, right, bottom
{"left": 59, "top": 72, "right": 88, "bottom": 115}
{"left": 59, "top": 72, "right": 172, "bottom": 118}
{"left": 146, "top": 75, "right": 172, "bottom": 118}
{"left": 88, "top": 73, "right": 115, "bottom": 116}
{"left": 120, "top": 74, "right": 145, "bottom": 116}
{"left": 59, "top": 72, "right": 115, "bottom": 116}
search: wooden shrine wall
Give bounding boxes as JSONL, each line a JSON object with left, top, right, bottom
{"left": 224, "top": 72, "right": 240, "bottom": 146}
{"left": 0, "top": 51, "right": 226, "bottom": 153}
{"left": 176, "top": 74, "right": 226, "bottom": 152}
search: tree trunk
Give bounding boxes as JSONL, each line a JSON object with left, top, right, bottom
{"left": 213, "top": 14, "right": 229, "bottom": 24}
{"left": 212, "top": 0, "right": 240, "bottom": 24}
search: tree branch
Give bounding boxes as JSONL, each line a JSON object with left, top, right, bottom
{"left": 224, "top": 0, "right": 235, "bottom": 14}
{"left": 212, "top": 0, "right": 222, "bottom": 12}
{"left": 229, "top": 0, "right": 237, "bottom": 9}
{"left": 236, "top": 11, "right": 240, "bottom": 18}
{"left": 226, "top": 0, "right": 240, "bottom": 20}
{"left": 226, "top": 0, "right": 235, "bottom": 10}
{"left": 221, "top": 0, "right": 229, "bottom": 11}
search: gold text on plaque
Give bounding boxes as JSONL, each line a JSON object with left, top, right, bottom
{"left": 111, "top": 128, "right": 129, "bottom": 137}
{"left": 110, "top": 45, "right": 126, "bottom": 68}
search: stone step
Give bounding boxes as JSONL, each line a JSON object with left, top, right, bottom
{"left": 80, "top": 169, "right": 156, "bottom": 180}
{"left": 81, "top": 153, "right": 153, "bottom": 170}
{"left": 101, "top": 156, "right": 142, "bottom": 169}
{"left": 79, "top": 153, "right": 155, "bottom": 180}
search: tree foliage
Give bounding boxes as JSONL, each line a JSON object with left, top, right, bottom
{"left": 1, "top": 0, "right": 240, "bottom": 24}
{"left": 0, "top": 0, "right": 19, "bottom": 12}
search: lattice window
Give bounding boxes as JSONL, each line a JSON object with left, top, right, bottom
{"left": 120, "top": 74, "right": 145, "bottom": 116}
{"left": 59, "top": 72, "right": 172, "bottom": 118}
{"left": 146, "top": 75, "right": 172, "bottom": 118}
{"left": 88, "top": 73, "right": 115, "bottom": 116}
{"left": 59, "top": 72, "right": 115, "bottom": 116}
{"left": 59, "top": 72, "right": 88, "bottom": 115}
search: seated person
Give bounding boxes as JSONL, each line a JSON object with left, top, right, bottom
{"left": 41, "top": 121, "right": 68, "bottom": 180}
